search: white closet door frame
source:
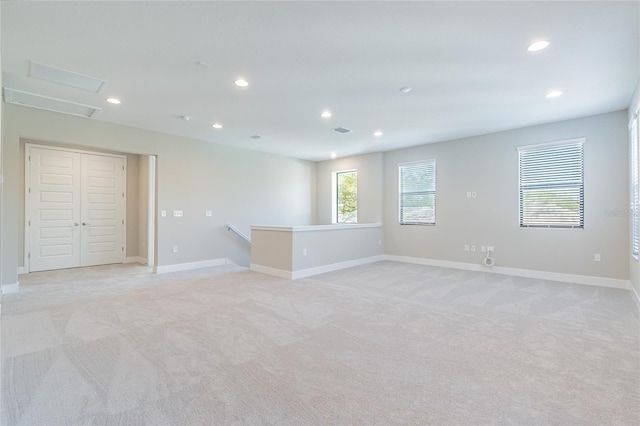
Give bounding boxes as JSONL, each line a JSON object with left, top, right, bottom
{"left": 24, "top": 143, "right": 127, "bottom": 273}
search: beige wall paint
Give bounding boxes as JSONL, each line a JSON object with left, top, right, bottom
{"left": 629, "top": 77, "right": 640, "bottom": 300}
{"left": 250, "top": 229, "right": 293, "bottom": 271}
{"left": 250, "top": 224, "right": 383, "bottom": 273}
{"left": 384, "top": 111, "right": 629, "bottom": 280}
{"left": 2, "top": 104, "right": 316, "bottom": 285}
{"left": 125, "top": 154, "right": 139, "bottom": 257}
{"left": 138, "top": 155, "right": 150, "bottom": 263}
{"left": 315, "top": 152, "right": 383, "bottom": 225}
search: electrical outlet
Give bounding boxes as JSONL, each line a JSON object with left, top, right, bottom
{"left": 161, "top": 210, "right": 166, "bottom": 217}
{"left": 173, "top": 210, "right": 183, "bottom": 217}
{"left": 205, "top": 210, "right": 212, "bottom": 217}
{"left": 481, "top": 246, "right": 486, "bottom": 253}
{"left": 466, "top": 192, "right": 472, "bottom": 198}
{"left": 472, "top": 191, "right": 477, "bottom": 198}
{"left": 173, "top": 245, "right": 178, "bottom": 253}
{"left": 487, "top": 246, "right": 495, "bottom": 253}
{"left": 594, "top": 253, "right": 601, "bottom": 262}
{"left": 303, "top": 248, "right": 308, "bottom": 256}
{"left": 378, "top": 240, "right": 382, "bottom": 246}
{"left": 464, "top": 244, "right": 469, "bottom": 252}
{"left": 471, "top": 245, "right": 476, "bottom": 252}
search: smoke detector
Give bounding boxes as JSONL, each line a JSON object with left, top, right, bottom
{"left": 333, "top": 127, "right": 352, "bottom": 134}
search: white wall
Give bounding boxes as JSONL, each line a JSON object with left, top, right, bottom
{"left": 384, "top": 111, "right": 629, "bottom": 280}
{"left": 291, "top": 226, "right": 383, "bottom": 271}
{"left": 316, "top": 152, "right": 383, "bottom": 225}
{"left": 1, "top": 104, "right": 316, "bottom": 286}
{"left": 629, "top": 77, "right": 640, "bottom": 301}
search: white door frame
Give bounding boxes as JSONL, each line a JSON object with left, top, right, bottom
{"left": 24, "top": 143, "right": 127, "bottom": 273}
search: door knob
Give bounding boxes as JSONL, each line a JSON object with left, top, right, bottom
{"left": 74, "top": 223, "right": 79, "bottom": 226}
{"left": 82, "top": 222, "right": 90, "bottom": 226}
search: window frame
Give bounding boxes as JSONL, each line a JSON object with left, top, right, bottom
{"left": 398, "top": 159, "right": 437, "bottom": 226}
{"left": 332, "top": 169, "right": 358, "bottom": 224}
{"left": 517, "top": 138, "right": 585, "bottom": 230}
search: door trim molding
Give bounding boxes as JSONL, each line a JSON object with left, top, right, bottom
{"left": 25, "top": 143, "right": 127, "bottom": 272}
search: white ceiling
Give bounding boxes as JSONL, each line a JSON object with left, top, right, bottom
{"left": 2, "top": 1, "right": 638, "bottom": 161}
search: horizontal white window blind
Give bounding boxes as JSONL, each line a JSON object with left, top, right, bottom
{"left": 631, "top": 115, "right": 639, "bottom": 257}
{"left": 518, "top": 140, "right": 584, "bottom": 228}
{"left": 399, "top": 160, "right": 436, "bottom": 225}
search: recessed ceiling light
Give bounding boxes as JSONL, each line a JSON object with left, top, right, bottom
{"left": 528, "top": 40, "right": 550, "bottom": 52}
{"left": 546, "top": 90, "right": 563, "bottom": 98}
{"left": 374, "top": 130, "right": 383, "bottom": 137}
{"left": 106, "top": 97, "right": 121, "bottom": 104}
{"left": 399, "top": 86, "right": 412, "bottom": 93}
{"left": 212, "top": 123, "right": 222, "bottom": 129}
{"left": 234, "top": 79, "right": 249, "bottom": 87}
{"left": 321, "top": 110, "right": 332, "bottom": 118}
{"left": 330, "top": 151, "right": 337, "bottom": 159}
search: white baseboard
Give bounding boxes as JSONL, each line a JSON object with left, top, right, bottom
{"left": 384, "top": 255, "right": 630, "bottom": 290}
{"left": 17, "top": 267, "right": 26, "bottom": 275}
{"left": 2, "top": 282, "right": 20, "bottom": 295}
{"left": 631, "top": 284, "right": 640, "bottom": 312}
{"left": 292, "top": 255, "right": 385, "bottom": 279}
{"left": 251, "top": 255, "right": 385, "bottom": 280}
{"left": 124, "top": 256, "right": 147, "bottom": 265}
{"left": 153, "top": 258, "right": 228, "bottom": 274}
{"left": 250, "top": 264, "right": 292, "bottom": 279}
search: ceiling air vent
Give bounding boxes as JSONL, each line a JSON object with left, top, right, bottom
{"left": 3, "top": 88, "right": 101, "bottom": 118}
{"left": 333, "top": 127, "right": 352, "bottom": 134}
{"left": 29, "top": 61, "right": 107, "bottom": 93}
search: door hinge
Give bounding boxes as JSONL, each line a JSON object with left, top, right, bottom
{"left": 122, "top": 165, "right": 125, "bottom": 171}
{"left": 122, "top": 192, "right": 125, "bottom": 197}
{"left": 29, "top": 155, "right": 31, "bottom": 161}
{"left": 28, "top": 220, "right": 31, "bottom": 226}
{"left": 29, "top": 188, "right": 31, "bottom": 194}
{"left": 122, "top": 219, "right": 124, "bottom": 225}
{"left": 28, "top": 253, "right": 31, "bottom": 259}
{"left": 122, "top": 246, "right": 124, "bottom": 252}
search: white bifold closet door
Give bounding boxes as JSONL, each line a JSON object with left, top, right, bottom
{"left": 29, "top": 147, "right": 125, "bottom": 272}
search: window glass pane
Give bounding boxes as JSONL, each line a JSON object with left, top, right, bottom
{"left": 399, "top": 160, "right": 436, "bottom": 225}
{"left": 400, "top": 193, "right": 435, "bottom": 223}
{"left": 336, "top": 170, "right": 357, "bottom": 223}
{"left": 518, "top": 141, "right": 584, "bottom": 228}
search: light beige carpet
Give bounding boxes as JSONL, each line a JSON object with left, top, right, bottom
{"left": 2, "top": 261, "right": 639, "bottom": 425}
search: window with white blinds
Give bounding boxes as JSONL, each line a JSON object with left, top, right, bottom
{"left": 399, "top": 159, "right": 436, "bottom": 225}
{"left": 518, "top": 139, "right": 584, "bottom": 228}
{"left": 631, "top": 114, "right": 639, "bottom": 258}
